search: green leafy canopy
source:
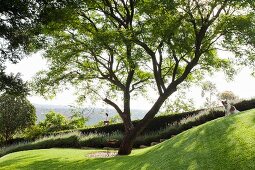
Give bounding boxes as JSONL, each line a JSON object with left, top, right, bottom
{"left": 32, "top": 0, "right": 255, "bottom": 101}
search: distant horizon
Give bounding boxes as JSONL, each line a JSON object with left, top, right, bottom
{"left": 32, "top": 102, "right": 147, "bottom": 111}
{"left": 33, "top": 103, "right": 147, "bottom": 125}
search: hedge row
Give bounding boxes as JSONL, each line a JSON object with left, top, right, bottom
{"left": 133, "top": 109, "right": 225, "bottom": 147}
{"left": 54, "top": 98, "right": 255, "bottom": 136}
{"left": 52, "top": 109, "right": 204, "bottom": 136}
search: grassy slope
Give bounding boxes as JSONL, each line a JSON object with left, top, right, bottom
{"left": 0, "top": 109, "right": 254, "bottom": 170}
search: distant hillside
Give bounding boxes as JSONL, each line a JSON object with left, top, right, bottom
{"left": 34, "top": 104, "right": 146, "bottom": 126}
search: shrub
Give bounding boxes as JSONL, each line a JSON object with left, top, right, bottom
{"left": 75, "top": 98, "right": 254, "bottom": 135}
{"left": 0, "top": 131, "right": 123, "bottom": 157}
{"left": 79, "top": 131, "right": 122, "bottom": 148}
{"left": 23, "top": 125, "right": 45, "bottom": 140}
{"left": 0, "top": 93, "right": 36, "bottom": 143}
{"left": 0, "top": 132, "right": 80, "bottom": 157}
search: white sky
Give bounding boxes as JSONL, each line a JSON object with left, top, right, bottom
{"left": 5, "top": 52, "right": 255, "bottom": 110}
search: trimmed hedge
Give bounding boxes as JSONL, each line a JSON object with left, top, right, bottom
{"left": 53, "top": 98, "right": 255, "bottom": 136}
{"left": 53, "top": 109, "right": 204, "bottom": 136}
{"left": 235, "top": 99, "right": 255, "bottom": 111}
{"left": 133, "top": 109, "right": 225, "bottom": 147}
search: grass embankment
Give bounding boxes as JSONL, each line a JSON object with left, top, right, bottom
{"left": 0, "top": 109, "right": 254, "bottom": 170}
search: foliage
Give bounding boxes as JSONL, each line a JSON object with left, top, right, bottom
{"left": 161, "top": 90, "right": 195, "bottom": 115}
{"left": 0, "top": 71, "right": 28, "bottom": 95}
{"left": 54, "top": 110, "right": 202, "bottom": 136}
{"left": 79, "top": 131, "right": 122, "bottom": 148}
{"left": 68, "top": 109, "right": 88, "bottom": 129}
{"left": 39, "top": 110, "right": 69, "bottom": 132}
{"left": 52, "top": 98, "right": 255, "bottom": 137}
{"left": 0, "top": 108, "right": 225, "bottom": 154}
{"left": 0, "top": 132, "right": 81, "bottom": 157}
{"left": 95, "top": 114, "right": 122, "bottom": 127}
{"left": 235, "top": 98, "right": 255, "bottom": 111}
{"left": 0, "top": 0, "right": 43, "bottom": 94}
{"left": 3, "top": 98, "right": 253, "bottom": 150}
{"left": 218, "top": 90, "right": 239, "bottom": 102}
{"left": 0, "top": 93, "right": 36, "bottom": 142}
{"left": 0, "top": 131, "right": 122, "bottom": 157}
{"left": 22, "top": 125, "right": 45, "bottom": 140}
{"left": 134, "top": 108, "right": 226, "bottom": 147}
{"left": 38, "top": 110, "right": 87, "bottom": 133}
{"left": 201, "top": 81, "right": 218, "bottom": 108}
{"left": 1, "top": 100, "right": 254, "bottom": 156}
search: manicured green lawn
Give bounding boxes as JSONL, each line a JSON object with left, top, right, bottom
{"left": 1, "top": 109, "right": 255, "bottom": 170}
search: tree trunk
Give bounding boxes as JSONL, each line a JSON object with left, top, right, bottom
{"left": 118, "top": 130, "right": 137, "bottom": 155}
{"left": 4, "top": 130, "right": 10, "bottom": 144}
{"left": 118, "top": 89, "right": 176, "bottom": 155}
{"left": 118, "top": 111, "right": 136, "bottom": 155}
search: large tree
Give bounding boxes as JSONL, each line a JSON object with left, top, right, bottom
{"left": 32, "top": 0, "right": 255, "bottom": 155}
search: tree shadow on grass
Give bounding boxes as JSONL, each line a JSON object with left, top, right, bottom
{"left": 0, "top": 155, "right": 41, "bottom": 169}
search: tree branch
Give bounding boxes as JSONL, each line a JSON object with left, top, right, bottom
{"left": 130, "top": 78, "right": 150, "bottom": 92}
{"left": 103, "top": 98, "right": 123, "bottom": 115}
{"left": 133, "top": 39, "right": 165, "bottom": 95}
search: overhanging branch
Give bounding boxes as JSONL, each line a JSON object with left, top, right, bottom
{"left": 103, "top": 98, "right": 123, "bottom": 115}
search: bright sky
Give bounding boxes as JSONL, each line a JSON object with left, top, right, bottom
{"left": 5, "top": 51, "right": 255, "bottom": 110}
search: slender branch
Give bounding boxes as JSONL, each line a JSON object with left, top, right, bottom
{"left": 194, "top": 0, "right": 204, "bottom": 23}
{"left": 112, "top": 0, "right": 126, "bottom": 23}
{"left": 125, "top": 44, "right": 135, "bottom": 88}
{"left": 103, "top": 98, "right": 123, "bottom": 115}
{"left": 171, "top": 49, "right": 180, "bottom": 82}
{"left": 133, "top": 39, "right": 164, "bottom": 95}
{"left": 92, "top": 52, "right": 126, "bottom": 90}
{"left": 185, "top": 1, "right": 198, "bottom": 35}
{"left": 207, "top": 0, "right": 228, "bottom": 25}
{"left": 119, "top": 0, "right": 131, "bottom": 27}
{"left": 80, "top": 12, "right": 98, "bottom": 31}
{"left": 101, "top": 0, "right": 127, "bottom": 28}
{"left": 157, "top": 41, "right": 166, "bottom": 91}
{"left": 130, "top": 78, "right": 150, "bottom": 92}
{"left": 130, "top": 0, "right": 135, "bottom": 26}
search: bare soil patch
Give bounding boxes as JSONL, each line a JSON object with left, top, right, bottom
{"left": 87, "top": 151, "right": 118, "bottom": 158}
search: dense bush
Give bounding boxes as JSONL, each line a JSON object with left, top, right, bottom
{"left": 0, "top": 93, "right": 36, "bottom": 143}
{"left": 38, "top": 110, "right": 87, "bottom": 133}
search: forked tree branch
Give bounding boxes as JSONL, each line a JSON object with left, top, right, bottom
{"left": 103, "top": 98, "right": 123, "bottom": 115}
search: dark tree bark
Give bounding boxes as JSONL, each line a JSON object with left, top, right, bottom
{"left": 118, "top": 85, "right": 176, "bottom": 155}
{"left": 118, "top": 129, "right": 137, "bottom": 155}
